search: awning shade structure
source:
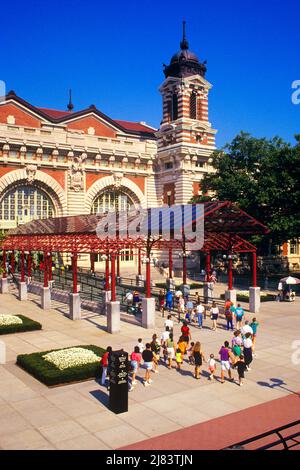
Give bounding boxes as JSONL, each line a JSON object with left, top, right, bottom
{"left": 1, "top": 201, "right": 269, "bottom": 254}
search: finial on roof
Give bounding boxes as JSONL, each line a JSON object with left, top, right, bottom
{"left": 180, "top": 19, "right": 189, "bottom": 50}
{"left": 67, "top": 89, "right": 74, "bottom": 111}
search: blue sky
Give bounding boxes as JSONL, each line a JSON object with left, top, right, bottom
{"left": 1, "top": 0, "right": 299, "bottom": 147}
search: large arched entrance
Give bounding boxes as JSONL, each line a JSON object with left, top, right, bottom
{"left": 90, "top": 187, "right": 135, "bottom": 269}
{"left": 0, "top": 183, "right": 56, "bottom": 230}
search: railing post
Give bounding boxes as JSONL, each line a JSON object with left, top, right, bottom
{"left": 21, "top": 251, "right": 25, "bottom": 283}
{"left": 111, "top": 253, "right": 116, "bottom": 302}
{"left": 72, "top": 253, "right": 78, "bottom": 294}
{"left": 2, "top": 250, "right": 7, "bottom": 279}
{"left": 43, "top": 251, "right": 48, "bottom": 288}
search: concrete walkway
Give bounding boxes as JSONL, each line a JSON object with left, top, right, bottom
{"left": 0, "top": 285, "right": 299, "bottom": 450}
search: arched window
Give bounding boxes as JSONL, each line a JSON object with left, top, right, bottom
{"left": 190, "top": 91, "right": 197, "bottom": 119}
{"left": 171, "top": 93, "right": 178, "bottom": 121}
{"left": 0, "top": 185, "right": 55, "bottom": 226}
{"left": 91, "top": 189, "right": 134, "bottom": 214}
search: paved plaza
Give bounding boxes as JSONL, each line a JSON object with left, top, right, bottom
{"left": 0, "top": 283, "right": 299, "bottom": 450}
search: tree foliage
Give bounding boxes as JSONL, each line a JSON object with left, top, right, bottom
{"left": 192, "top": 132, "right": 300, "bottom": 247}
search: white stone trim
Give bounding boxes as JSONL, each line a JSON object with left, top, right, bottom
{"left": 0, "top": 168, "right": 67, "bottom": 215}
{"left": 85, "top": 175, "right": 147, "bottom": 211}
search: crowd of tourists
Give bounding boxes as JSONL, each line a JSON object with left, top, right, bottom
{"left": 100, "top": 300, "right": 259, "bottom": 390}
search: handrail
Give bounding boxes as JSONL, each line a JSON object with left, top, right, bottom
{"left": 222, "top": 419, "right": 300, "bottom": 450}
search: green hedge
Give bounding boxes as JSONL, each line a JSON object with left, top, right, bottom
{"left": 155, "top": 282, "right": 203, "bottom": 290}
{"left": 0, "top": 315, "right": 42, "bottom": 335}
{"left": 17, "top": 344, "right": 106, "bottom": 386}
{"left": 220, "top": 293, "right": 276, "bottom": 302}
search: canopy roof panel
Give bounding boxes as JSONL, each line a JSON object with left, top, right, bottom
{"left": 1, "top": 201, "right": 268, "bottom": 254}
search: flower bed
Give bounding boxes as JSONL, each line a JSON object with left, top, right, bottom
{"left": 220, "top": 292, "right": 276, "bottom": 302}
{"left": 0, "top": 314, "right": 42, "bottom": 335}
{"left": 17, "top": 345, "right": 106, "bottom": 386}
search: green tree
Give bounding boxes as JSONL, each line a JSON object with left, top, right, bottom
{"left": 192, "top": 132, "right": 300, "bottom": 250}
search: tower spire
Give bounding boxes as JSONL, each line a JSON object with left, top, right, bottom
{"left": 180, "top": 19, "right": 189, "bottom": 50}
{"left": 67, "top": 89, "right": 74, "bottom": 111}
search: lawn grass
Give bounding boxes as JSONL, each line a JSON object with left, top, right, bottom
{"left": 17, "top": 344, "right": 106, "bottom": 386}
{"left": 0, "top": 315, "right": 42, "bottom": 335}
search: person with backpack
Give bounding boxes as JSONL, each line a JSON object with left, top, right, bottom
{"left": 225, "top": 302, "right": 234, "bottom": 331}
{"left": 235, "top": 304, "right": 245, "bottom": 329}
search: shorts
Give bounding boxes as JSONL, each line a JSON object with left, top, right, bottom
{"left": 209, "top": 367, "right": 215, "bottom": 373}
{"left": 144, "top": 362, "right": 153, "bottom": 370}
{"left": 211, "top": 314, "right": 218, "bottom": 320}
{"left": 131, "top": 360, "right": 138, "bottom": 373}
{"left": 221, "top": 360, "right": 231, "bottom": 371}
{"left": 167, "top": 347, "right": 175, "bottom": 359}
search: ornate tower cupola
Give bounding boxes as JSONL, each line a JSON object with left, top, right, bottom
{"left": 156, "top": 21, "right": 218, "bottom": 206}
{"left": 163, "top": 21, "right": 207, "bottom": 79}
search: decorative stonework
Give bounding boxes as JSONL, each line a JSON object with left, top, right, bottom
{"left": 69, "top": 153, "right": 87, "bottom": 192}
{"left": 25, "top": 164, "right": 37, "bottom": 183}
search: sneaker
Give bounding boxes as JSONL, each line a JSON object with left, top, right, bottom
{"left": 148, "top": 378, "right": 153, "bottom": 383}
{"left": 152, "top": 369, "right": 159, "bottom": 374}
{"left": 129, "top": 386, "right": 135, "bottom": 392}
{"left": 239, "top": 382, "right": 243, "bottom": 386}
{"left": 247, "top": 367, "right": 252, "bottom": 371}
{"left": 143, "top": 381, "right": 149, "bottom": 387}
{"left": 132, "top": 380, "right": 137, "bottom": 385}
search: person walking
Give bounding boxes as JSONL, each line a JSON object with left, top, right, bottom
{"left": 250, "top": 317, "right": 259, "bottom": 351}
{"left": 177, "top": 335, "right": 187, "bottom": 362}
{"left": 160, "top": 327, "right": 170, "bottom": 362}
{"left": 241, "top": 320, "right": 253, "bottom": 337}
{"left": 187, "top": 341, "right": 195, "bottom": 365}
{"left": 196, "top": 302, "right": 205, "bottom": 329}
{"left": 224, "top": 302, "right": 234, "bottom": 331}
{"left": 208, "top": 354, "right": 217, "bottom": 380}
{"left": 175, "top": 348, "right": 183, "bottom": 370}
{"left": 101, "top": 346, "right": 112, "bottom": 387}
{"left": 166, "top": 333, "right": 176, "bottom": 369}
{"left": 186, "top": 297, "right": 194, "bottom": 323}
{"left": 192, "top": 341, "right": 206, "bottom": 379}
{"left": 165, "top": 289, "right": 173, "bottom": 312}
{"left": 210, "top": 301, "right": 219, "bottom": 331}
{"left": 233, "top": 354, "right": 247, "bottom": 386}
{"left": 142, "top": 343, "right": 154, "bottom": 386}
{"left": 150, "top": 334, "right": 161, "bottom": 373}
{"left": 137, "top": 338, "right": 145, "bottom": 353}
{"left": 243, "top": 332, "right": 253, "bottom": 371}
{"left": 219, "top": 341, "right": 234, "bottom": 384}
{"left": 129, "top": 346, "right": 142, "bottom": 391}
{"left": 178, "top": 295, "right": 185, "bottom": 323}
{"left": 158, "top": 290, "right": 165, "bottom": 316}
{"left": 181, "top": 321, "right": 191, "bottom": 345}
{"left": 164, "top": 314, "right": 174, "bottom": 334}
{"left": 235, "top": 304, "right": 245, "bottom": 329}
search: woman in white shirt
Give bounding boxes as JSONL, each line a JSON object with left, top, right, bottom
{"left": 210, "top": 301, "right": 219, "bottom": 331}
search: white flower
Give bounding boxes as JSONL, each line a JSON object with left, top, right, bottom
{"left": 43, "top": 347, "right": 101, "bottom": 370}
{"left": 0, "top": 314, "right": 23, "bottom": 326}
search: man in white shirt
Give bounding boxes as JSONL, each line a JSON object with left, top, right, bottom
{"left": 161, "top": 326, "right": 170, "bottom": 345}
{"left": 164, "top": 315, "right": 174, "bottom": 332}
{"left": 241, "top": 320, "right": 253, "bottom": 336}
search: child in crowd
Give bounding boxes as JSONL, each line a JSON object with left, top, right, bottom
{"left": 176, "top": 348, "right": 183, "bottom": 370}
{"left": 233, "top": 354, "right": 247, "bottom": 386}
{"left": 187, "top": 342, "right": 195, "bottom": 365}
{"left": 137, "top": 338, "right": 145, "bottom": 353}
{"left": 185, "top": 309, "right": 191, "bottom": 323}
{"left": 208, "top": 354, "right": 217, "bottom": 380}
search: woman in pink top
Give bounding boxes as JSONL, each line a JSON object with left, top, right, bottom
{"left": 130, "top": 346, "right": 142, "bottom": 391}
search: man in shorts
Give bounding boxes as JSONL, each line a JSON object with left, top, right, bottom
{"left": 219, "top": 341, "right": 234, "bottom": 384}
{"left": 142, "top": 343, "right": 154, "bottom": 386}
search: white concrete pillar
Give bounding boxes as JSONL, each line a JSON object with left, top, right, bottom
{"left": 204, "top": 282, "right": 214, "bottom": 303}
{"left": 19, "top": 282, "right": 28, "bottom": 301}
{"left": 41, "top": 287, "right": 51, "bottom": 310}
{"left": 142, "top": 297, "right": 155, "bottom": 329}
{"left": 102, "top": 290, "right": 111, "bottom": 314}
{"left": 0, "top": 278, "right": 8, "bottom": 294}
{"left": 225, "top": 289, "right": 237, "bottom": 305}
{"left": 249, "top": 287, "right": 261, "bottom": 313}
{"left": 69, "top": 293, "right": 81, "bottom": 320}
{"left": 107, "top": 301, "right": 121, "bottom": 334}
